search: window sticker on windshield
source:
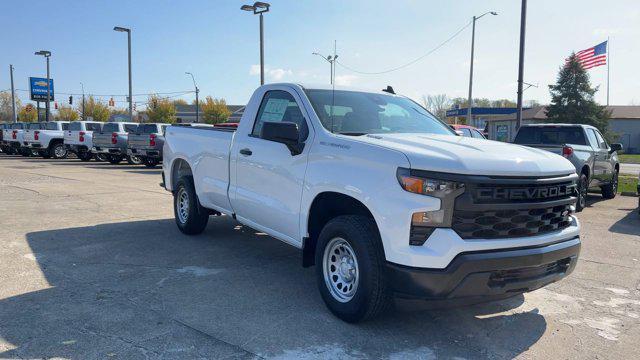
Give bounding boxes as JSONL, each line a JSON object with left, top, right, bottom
{"left": 261, "top": 98, "right": 289, "bottom": 122}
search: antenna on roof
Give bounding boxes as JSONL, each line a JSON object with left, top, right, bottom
{"left": 382, "top": 86, "right": 395, "bottom": 94}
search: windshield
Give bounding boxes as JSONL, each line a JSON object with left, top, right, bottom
{"left": 138, "top": 124, "right": 159, "bottom": 134}
{"left": 69, "top": 122, "right": 82, "bottom": 131}
{"left": 11, "top": 123, "right": 24, "bottom": 129}
{"left": 304, "top": 89, "right": 454, "bottom": 136}
{"left": 514, "top": 126, "right": 587, "bottom": 146}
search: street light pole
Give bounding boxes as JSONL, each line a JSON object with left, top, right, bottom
{"left": 515, "top": 0, "right": 527, "bottom": 131}
{"left": 466, "top": 11, "right": 497, "bottom": 125}
{"left": 35, "top": 50, "right": 52, "bottom": 122}
{"left": 241, "top": 2, "right": 270, "bottom": 86}
{"left": 9, "top": 65, "right": 16, "bottom": 123}
{"left": 312, "top": 52, "right": 338, "bottom": 85}
{"left": 185, "top": 72, "right": 199, "bottom": 123}
{"left": 114, "top": 26, "right": 133, "bottom": 122}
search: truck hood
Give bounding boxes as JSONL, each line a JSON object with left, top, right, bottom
{"left": 354, "top": 133, "right": 575, "bottom": 176}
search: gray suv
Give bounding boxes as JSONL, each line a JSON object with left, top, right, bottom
{"left": 514, "top": 124, "right": 622, "bottom": 211}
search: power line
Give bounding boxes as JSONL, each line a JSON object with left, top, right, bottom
{"left": 336, "top": 20, "right": 473, "bottom": 75}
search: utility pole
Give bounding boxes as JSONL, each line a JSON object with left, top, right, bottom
{"left": 9, "top": 65, "right": 17, "bottom": 123}
{"left": 114, "top": 26, "right": 133, "bottom": 121}
{"left": 467, "top": 12, "right": 497, "bottom": 125}
{"left": 515, "top": 0, "right": 527, "bottom": 131}
{"left": 80, "top": 82, "right": 86, "bottom": 120}
{"left": 185, "top": 72, "right": 199, "bottom": 123}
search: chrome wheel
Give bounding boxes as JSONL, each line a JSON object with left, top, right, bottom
{"left": 176, "top": 187, "right": 190, "bottom": 224}
{"left": 323, "top": 237, "right": 359, "bottom": 303}
{"left": 54, "top": 145, "right": 67, "bottom": 158}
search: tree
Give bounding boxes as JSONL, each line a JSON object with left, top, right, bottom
{"left": 56, "top": 104, "right": 79, "bottom": 121}
{"left": 201, "top": 96, "right": 231, "bottom": 124}
{"left": 422, "top": 94, "right": 450, "bottom": 119}
{"left": 546, "top": 53, "right": 610, "bottom": 134}
{"left": 18, "top": 104, "right": 37, "bottom": 122}
{"left": 146, "top": 95, "right": 176, "bottom": 123}
{"left": 0, "top": 91, "right": 21, "bottom": 122}
{"left": 172, "top": 99, "right": 188, "bottom": 106}
{"left": 81, "top": 96, "right": 110, "bottom": 122}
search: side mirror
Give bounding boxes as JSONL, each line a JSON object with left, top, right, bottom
{"left": 609, "top": 143, "right": 623, "bottom": 153}
{"left": 261, "top": 121, "right": 304, "bottom": 155}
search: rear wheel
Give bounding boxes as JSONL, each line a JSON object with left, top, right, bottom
{"left": 95, "top": 153, "right": 108, "bottom": 162}
{"left": 78, "top": 152, "right": 93, "bottom": 162}
{"left": 601, "top": 170, "right": 618, "bottom": 199}
{"left": 108, "top": 155, "right": 123, "bottom": 164}
{"left": 576, "top": 173, "right": 588, "bottom": 212}
{"left": 127, "top": 155, "right": 143, "bottom": 165}
{"left": 50, "top": 143, "right": 68, "bottom": 159}
{"left": 315, "top": 215, "right": 392, "bottom": 323}
{"left": 143, "top": 157, "right": 160, "bottom": 168}
{"left": 173, "top": 176, "right": 209, "bottom": 235}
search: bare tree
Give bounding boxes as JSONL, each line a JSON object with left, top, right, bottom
{"left": 422, "top": 94, "right": 450, "bottom": 119}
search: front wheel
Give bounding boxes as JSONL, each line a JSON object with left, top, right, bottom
{"left": 601, "top": 170, "right": 618, "bottom": 199}
{"left": 173, "top": 176, "right": 209, "bottom": 235}
{"left": 576, "top": 173, "right": 588, "bottom": 212}
{"left": 78, "top": 152, "right": 93, "bottom": 162}
{"left": 127, "top": 155, "right": 143, "bottom": 165}
{"left": 107, "top": 155, "right": 123, "bottom": 164}
{"left": 315, "top": 215, "right": 392, "bottom": 323}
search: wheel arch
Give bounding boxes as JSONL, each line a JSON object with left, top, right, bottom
{"left": 169, "top": 157, "right": 193, "bottom": 192}
{"left": 303, "top": 191, "right": 380, "bottom": 267}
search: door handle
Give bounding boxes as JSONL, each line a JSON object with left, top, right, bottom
{"left": 239, "top": 148, "right": 252, "bottom": 156}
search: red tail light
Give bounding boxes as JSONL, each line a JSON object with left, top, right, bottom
{"left": 34, "top": 131, "right": 40, "bottom": 141}
{"left": 79, "top": 131, "right": 85, "bottom": 142}
{"left": 562, "top": 146, "right": 573, "bottom": 157}
{"left": 149, "top": 133, "right": 156, "bottom": 147}
{"left": 111, "top": 132, "right": 118, "bottom": 144}
{"left": 12, "top": 130, "right": 17, "bottom": 139}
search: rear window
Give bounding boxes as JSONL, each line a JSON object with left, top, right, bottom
{"left": 11, "top": 123, "right": 24, "bottom": 129}
{"left": 138, "top": 124, "right": 159, "bottom": 133}
{"left": 101, "top": 123, "right": 120, "bottom": 133}
{"left": 514, "top": 126, "right": 587, "bottom": 146}
{"left": 124, "top": 124, "right": 138, "bottom": 133}
{"left": 45, "top": 122, "right": 59, "bottom": 130}
{"left": 27, "top": 123, "right": 44, "bottom": 130}
{"left": 86, "top": 122, "right": 103, "bottom": 132}
{"left": 69, "top": 122, "right": 82, "bottom": 131}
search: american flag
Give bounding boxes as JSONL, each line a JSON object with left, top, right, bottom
{"left": 576, "top": 41, "right": 608, "bottom": 70}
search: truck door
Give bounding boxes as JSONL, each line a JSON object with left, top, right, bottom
{"left": 230, "top": 88, "right": 312, "bottom": 246}
{"left": 593, "top": 129, "right": 614, "bottom": 182}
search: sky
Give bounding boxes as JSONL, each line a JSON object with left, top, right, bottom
{"left": 1, "top": 0, "right": 638, "bottom": 110}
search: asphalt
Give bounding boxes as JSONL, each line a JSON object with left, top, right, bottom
{"left": 0, "top": 156, "right": 639, "bottom": 359}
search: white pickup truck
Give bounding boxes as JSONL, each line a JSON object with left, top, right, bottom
{"left": 163, "top": 83, "right": 581, "bottom": 322}
{"left": 23, "top": 121, "right": 70, "bottom": 159}
{"left": 64, "top": 121, "right": 103, "bottom": 161}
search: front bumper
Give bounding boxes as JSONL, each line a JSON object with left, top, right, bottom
{"left": 386, "top": 236, "right": 580, "bottom": 300}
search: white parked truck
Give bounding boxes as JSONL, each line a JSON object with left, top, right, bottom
{"left": 23, "top": 121, "right": 70, "bottom": 159}
{"left": 162, "top": 83, "right": 581, "bottom": 322}
{"left": 64, "top": 121, "right": 103, "bottom": 161}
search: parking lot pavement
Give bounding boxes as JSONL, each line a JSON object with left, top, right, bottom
{"left": 0, "top": 156, "right": 639, "bottom": 359}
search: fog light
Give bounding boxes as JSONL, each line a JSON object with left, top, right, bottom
{"left": 409, "top": 211, "right": 444, "bottom": 246}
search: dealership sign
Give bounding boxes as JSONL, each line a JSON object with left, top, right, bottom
{"left": 29, "top": 77, "right": 55, "bottom": 101}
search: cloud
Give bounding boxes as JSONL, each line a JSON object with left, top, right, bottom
{"left": 249, "top": 65, "right": 293, "bottom": 81}
{"left": 334, "top": 75, "right": 358, "bottom": 86}
{"left": 593, "top": 28, "right": 621, "bottom": 36}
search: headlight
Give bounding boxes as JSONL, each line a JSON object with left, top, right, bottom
{"left": 396, "top": 168, "right": 465, "bottom": 198}
{"left": 397, "top": 168, "right": 466, "bottom": 246}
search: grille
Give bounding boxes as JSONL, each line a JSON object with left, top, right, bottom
{"left": 488, "top": 258, "right": 571, "bottom": 288}
{"left": 452, "top": 204, "right": 572, "bottom": 239}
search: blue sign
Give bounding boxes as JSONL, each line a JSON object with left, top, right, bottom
{"left": 29, "top": 77, "right": 55, "bottom": 101}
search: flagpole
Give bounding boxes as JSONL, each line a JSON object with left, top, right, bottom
{"left": 607, "top": 37, "right": 610, "bottom": 106}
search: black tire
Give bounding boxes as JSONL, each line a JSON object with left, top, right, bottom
{"left": 315, "top": 215, "right": 392, "bottom": 323}
{"left": 127, "top": 155, "right": 143, "bottom": 165}
{"left": 50, "top": 142, "right": 68, "bottom": 159}
{"left": 107, "top": 155, "right": 123, "bottom": 164}
{"left": 78, "top": 152, "right": 93, "bottom": 162}
{"left": 601, "top": 170, "right": 618, "bottom": 199}
{"left": 95, "top": 153, "right": 108, "bottom": 162}
{"left": 143, "top": 157, "right": 159, "bottom": 168}
{"left": 576, "top": 173, "right": 588, "bottom": 212}
{"left": 20, "top": 148, "right": 31, "bottom": 157}
{"left": 173, "top": 176, "right": 209, "bottom": 235}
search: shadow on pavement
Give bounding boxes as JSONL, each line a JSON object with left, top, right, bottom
{"left": 1, "top": 217, "right": 547, "bottom": 358}
{"left": 609, "top": 206, "right": 640, "bottom": 235}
